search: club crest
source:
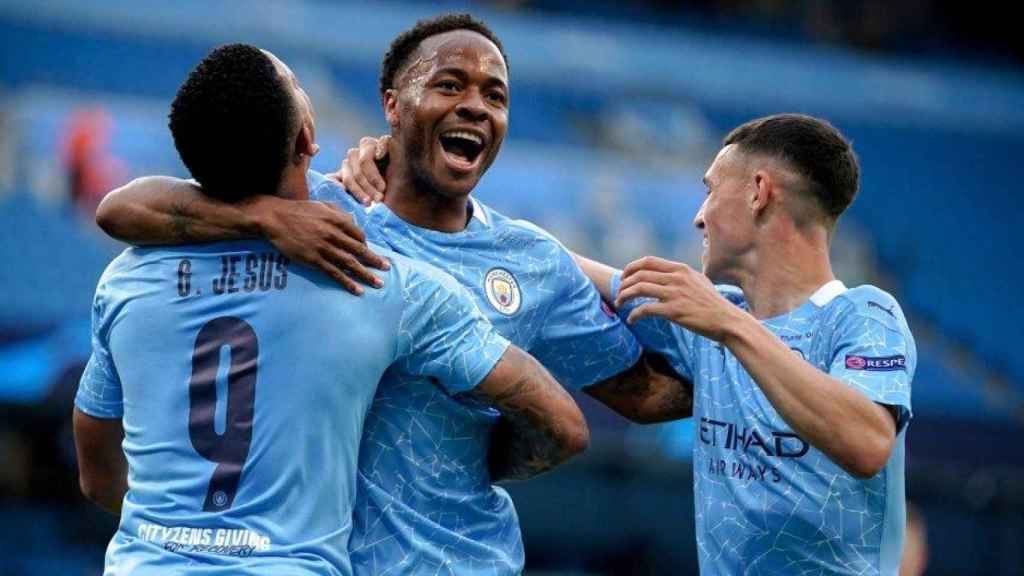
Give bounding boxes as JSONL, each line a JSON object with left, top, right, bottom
{"left": 484, "top": 268, "right": 521, "bottom": 315}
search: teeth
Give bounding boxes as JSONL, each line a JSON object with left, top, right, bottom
{"left": 442, "top": 131, "right": 483, "bottom": 146}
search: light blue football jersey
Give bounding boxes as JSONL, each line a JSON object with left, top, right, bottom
{"left": 612, "top": 276, "right": 915, "bottom": 576}
{"left": 308, "top": 189, "right": 641, "bottom": 575}
{"left": 74, "top": 234, "right": 509, "bottom": 576}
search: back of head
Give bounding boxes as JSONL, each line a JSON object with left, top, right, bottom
{"left": 169, "top": 44, "right": 296, "bottom": 202}
{"left": 724, "top": 114, "right": 860, "bottom": 226}
{"left": 379, "top": 13, "right": 509, "bottom": 98}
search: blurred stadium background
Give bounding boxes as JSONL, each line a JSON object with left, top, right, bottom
{"left": 1, "top": 1, "right": 1022, "bottom": 574}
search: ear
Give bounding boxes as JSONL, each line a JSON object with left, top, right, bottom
{"left": 383, "top": 89, "right": 400, "bottom": 128}
{"left": 293, "top": 119, "right": 318, "bottom": 165}
{"left": 750, "top": 169, "right": 773, "bottom": 216}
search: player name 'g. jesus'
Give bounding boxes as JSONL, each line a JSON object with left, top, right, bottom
{"left": 176, "top": 253, "right": 289, "bottom": 298}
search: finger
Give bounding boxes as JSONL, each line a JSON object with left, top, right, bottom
{"left": 331, "top": 232, "right": 389, "bottom": 274}
{"left": 339, "top": 170, "right": 371, "bottom": 206}
{"left": 322, "top": 247, "right": 383, "bottom": 289}
{"left": 627, "top": 302, "right": 670, "bottom": 325}
{"left": 358, "top": 136, "right": 379, "bottom": 154}
{"left": 328, "top": 170, "right": 373, "bottom": 207}
{"left": 622, "top": 256, "right": 686, "bottom": 279}
{"left": 618, "top": 270, "right": 677, "bottom": 294}
{"left": 320, "top": 206, "right": 368, "bottom": 244}
{"left": 351, "top": 177, "right": 375, "bottom": 205}
{"left": 615, "top": 282, "right": 673, "bottom": 308}
{"left": 341, "top": 149, "right": 371, "bottom": 205}
{"left": 374, "top": 135, "right": 391, "bottom": 160}
{"left": 317, "top": 256, "right": 364, "bottom": 296}
{"left": 357, "top": 148, "right": 386, "bottom": 197}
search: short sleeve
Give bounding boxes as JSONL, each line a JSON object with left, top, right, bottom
{"left": 396, "top": 265, "right": 511, "bottom": 395}
{"left": 827, "top": 294, "right": 915, "bottom": 432}
{"left": 611, "top": 271, "right": 697, "bottom": 381}
{"left": 74, "top": 283, "right": 124, "bottom": 419}
{"left": 530, "top": 250, "right": 642, "bottom": 390}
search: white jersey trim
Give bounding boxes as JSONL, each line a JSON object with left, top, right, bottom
{"left": 469, "top": 197, "right": 489, "bottom": 226}
{"left": 809, "top": 279, "right": 847, "bottom": 307}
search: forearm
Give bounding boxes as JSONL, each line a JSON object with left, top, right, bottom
{"left": 586, "top": 354, "right": 693, "bottom": 424}
{"left": 480, "top": 350, "right": 589, "bottom": 482}
{"left": 86, "top": 472, "right": 128, "bottom": 515}
{"left": 488, "top": 410, "right": 571, "bottom": 482}
{"left": 96, "top": 177, "right": 263, "bottom": 245}
{"left": 571, "top": 252, "right": 618, "bottom": 304}
{"left": 722, "top": 313, "right": 894, "bottom": 478}
{"left": 73, "top": 409, "right": 129, "bottom": 515}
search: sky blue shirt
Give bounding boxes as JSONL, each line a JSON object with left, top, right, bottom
{"left": 309, "top": 189, "right": 642, "bottom": 576}
{"left": 612, "top": 275, "right": 915, "bottom": 576}
{"left": 74, "top": 233, "right": 509, "bottom": 576}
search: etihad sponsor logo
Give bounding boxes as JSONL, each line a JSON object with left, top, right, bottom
{"left": 706, "top": 457, "right": 782, "bottom": 483}
{"left": 845, "top": 354, "right": 905, "bottom": 371}
{"left": 699, "top": 418, "right": 809, "bottom": 459}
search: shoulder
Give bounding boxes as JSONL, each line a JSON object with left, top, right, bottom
{"left": 479, "top": 201, "right": 565, "bottom": 253}
{"left": 306, "top": 170, "right": 367, "bottom": 218}
{"left": 828, "top": 284, "right": 914, "bottom": 343}
{"left": 372, "top": 243, "right": 464, "bottom": 295}
{"left": 305, "top": 169, "right": 337, "bottom": 194}
{"left": 832, "top": 285, "right": 906, "bottom": 324}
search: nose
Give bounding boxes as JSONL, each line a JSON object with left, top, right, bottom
{"left": 694, "top": 199, "right": 707, "bottom": 231}
{"left": 455, "top": 88, "right": 488, "bottom": 122}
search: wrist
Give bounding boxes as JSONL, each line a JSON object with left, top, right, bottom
{"left": 719, "top": 307, "right": 760, "bottom": 349}
{"left": 242, "top": 195, "right": 284, "bottom": 238}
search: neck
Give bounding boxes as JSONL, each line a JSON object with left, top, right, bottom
{"left": 277, "top": 162, "right": 311, "bottom": 201}
{"left": 730, "top": 226, "right": 835, "bottom": 319}
{"left": 382, "top": 144, "right": 471, "bottom": 233}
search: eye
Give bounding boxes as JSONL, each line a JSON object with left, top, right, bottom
{"left": 436, "top": 80, "right": 461, "bottom": 92}
{"left": 486, "top": 91, "right": 507, "bottom": 105}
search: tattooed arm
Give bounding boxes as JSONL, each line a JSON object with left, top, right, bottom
{"left": 96, "top": 177, "right": 263, "bottom": 244}
{"left": 471, "top": 346, "right": 590, "bottom": 483}
{"left": 585, "top": 353, "right": 693, "bottom": 424}
{"left": 95, "top": 177, "right": 386, "bottom": 294}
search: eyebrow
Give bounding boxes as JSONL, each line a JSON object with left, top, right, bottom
{"left": 434, "top": 66, "right": 508, "bottom": 91}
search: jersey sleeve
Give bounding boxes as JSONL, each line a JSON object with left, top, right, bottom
{"left": 74, "top": 280, "right": 124, "bottom": 419}
{"left": 530, "top": 250, "right": 642, "bottom": 390}
{"left": 827, "top": 292, "right": 915, "bottom": 432}
{"left": 396, "top": 264, "right": 511, "bottom": 395}
{"left": 610, "top": 271, "right": 697, "bottom": 381}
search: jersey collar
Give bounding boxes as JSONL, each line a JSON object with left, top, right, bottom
{"left": 468, "top": 197, "right": 489, "bottom": 227}
{"left": 809, "top": 279, "right": 847, "bottom": 307}
{"left": 367, "top": 197, "right": 490, "bottom": 238}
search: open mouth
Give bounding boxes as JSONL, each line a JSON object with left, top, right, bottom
{"left": 438, "top": 130, "right": 486, "bottom": 172}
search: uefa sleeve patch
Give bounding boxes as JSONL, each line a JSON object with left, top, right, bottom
{"left": 845, "top": 354, "right": 906, "bottom": 371}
